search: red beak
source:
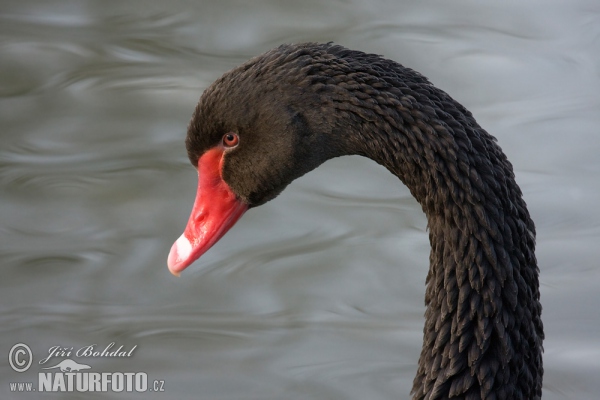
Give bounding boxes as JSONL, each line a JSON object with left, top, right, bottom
{"left": 167, "top": 148, "right": 248, "bottom": 276}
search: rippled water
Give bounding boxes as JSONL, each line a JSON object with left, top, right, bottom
{"left": 1, "top": 1, "right": 600, "bottom": 399}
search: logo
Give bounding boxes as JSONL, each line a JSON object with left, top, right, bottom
{"left": 8, "top": 342, "right": 165, "bottom": 394}
{"left": 9, "top": 343, "right": 33, "bottom": 373}
{"left": 42, "top": 359, "right": 91, "bottom": 372}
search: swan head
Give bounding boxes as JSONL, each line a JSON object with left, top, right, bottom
{"left": 169, "top": 44, "right": 346, "bottom": 275}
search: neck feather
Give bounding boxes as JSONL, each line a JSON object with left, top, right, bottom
{"left": 328, "top": 77, "right": 544, "bottom": 399}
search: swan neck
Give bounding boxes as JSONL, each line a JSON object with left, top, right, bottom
{"left": 332, "top": 86, "right": 544, "bottom": 399}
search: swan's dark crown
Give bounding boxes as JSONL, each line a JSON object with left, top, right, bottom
{"left": 187, "top": 43, "right": 543, "bottom": 400}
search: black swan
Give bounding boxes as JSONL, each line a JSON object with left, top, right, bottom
{"left": 167, "top": 43, "right": 543, "bottom": 400}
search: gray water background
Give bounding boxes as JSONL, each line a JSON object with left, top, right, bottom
{"left": 1, "top": 1, "right": 600, "bottom": 399}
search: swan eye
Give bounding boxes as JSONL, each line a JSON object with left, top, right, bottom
{"left": 222, "top": 133, "right": 239, "bottom": 148}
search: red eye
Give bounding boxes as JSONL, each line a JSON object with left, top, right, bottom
{"left": 222, "top": 133, "right": 239, "bottom": 148}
